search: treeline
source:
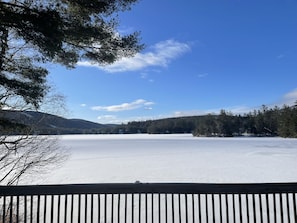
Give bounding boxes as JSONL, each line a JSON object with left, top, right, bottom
{"left": 104, "top": 104, "right": 297, "bottom": 138}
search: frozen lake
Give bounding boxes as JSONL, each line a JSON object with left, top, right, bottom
{"left": 40, "top": 134, "right": 297, "bottom": 184}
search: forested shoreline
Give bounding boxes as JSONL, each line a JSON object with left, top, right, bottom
{"left": 1, "top": 104, "right": 296, "bottom": 137}
{"left": 104, "top": 104, "right": 297, "bottom": 138}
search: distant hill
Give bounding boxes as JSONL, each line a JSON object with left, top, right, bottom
{"left": 1, "top": 103, "right": 296, "bottom": 137}
{"left": 0, "top": 110, "right": 112, "bottom": 134}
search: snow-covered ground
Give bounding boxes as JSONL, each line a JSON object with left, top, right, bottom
{"left": 39, "top": 134, "right": 297, "bottom": 184}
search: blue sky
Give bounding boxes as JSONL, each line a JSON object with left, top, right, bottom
{"left": 48, "top": 0, "right": 297, "bottom": 124}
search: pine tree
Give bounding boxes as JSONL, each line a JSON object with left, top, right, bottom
{"left": 0, "top": 0, "right": 143, "bottom": 184}
{"left": 0, "top": 0, "right": 143, "bottom": 109}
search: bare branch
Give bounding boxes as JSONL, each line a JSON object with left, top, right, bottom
{"left": 0, "top": 135, "right": 69, "bottom": 185}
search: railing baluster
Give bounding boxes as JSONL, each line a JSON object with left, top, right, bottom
{"left": 112, "top": 194, "right": 114, "bottom": 223}
{"left": 198, "top": 194, "right": 201, "bottom": 223}
{"left": 30, "top": 195, "right": 33, "bottom": 223}
{"left": 280, "top": 193, "right": 284, "bottom": 223}
{"left": 192, "top": 194, "right": 195, "bottom": 223}
{"left": 98, "top": 194, "right": 101, "bottom": 223}
{"left": 219, "top": 194, "right": 222, "bottom": 223}
{"left": 185, "top": 194, "right": 188, "bottom": 223}
{"left": 252, "top": 194, "right": 256, "bottom": 223}
{"left": 51, "top": 195, "right": 54, "bottom": 223}
{"left": 36, "top": 195, "right": 40, "bottom": 223}
{"left": 85, "top": 194, "right": 88, "bottom": 223}
{"left": 78, "top": 194, "right": 81, "bottom": 223}
{"left": 118, "top": 194, "right": 121, "bottom": 223}
{"left": 259, "top": 194, "right": 263, "bottom": 223}
{"left": 292, "top": 192, "right": 297, "bottom": 222}
{"left": 124, "top": 194, "right": 127, "bottom": 223}
{"left": 239, "top": 194, "right": 242, "bottom": 223}
{"left": 286, "top": 193, "right": 291, "bottom": 223}
{"left": 43, "top": 195, "right": 47, "bottom": 223}
{"left": 9, "top": 196, "right": 12, "bottom": 223}
{"left": 211, "top": 194, "right": 215, "bottom": 223}
{"left": 205, "top": 194, "right": 209, "bottom": 223}
{"left": 178, "top": 194, "right": 181, "bottom": 223}
{"left": 91, "top": 194, "right": 94, "bottom": 223}
{"left": 266, "top": 194, "right": 270, "bottom": 223}
{"left": 24, "top": 195, "right": 28, "bottom": 223}
{"left": 232, "top": 194, "right": 236, "bottom": 223}
{"left": 2, "top": 196, "right": 5, "bottom": 223}
{"left": 171, "top": 194, "right": 175, "bottom": 223}
{"left": 146, "top": 193, "right": 148, "bottom": 223}
{"left": 138, "top": 194, "right": 141, "bottom": 223}
{"left": 17, "top": 195, "right": 20, "bottom": 223}
{"left": 272, "top": 193, "right": 277, "bottom": 223}
{"left": 158, "top": 193, "right": 161, "bottom": 223}
{"left": 165, "top": 193, "right": 168, "bottom": 223}
{"left": 105, "top": 194, "right": 107, "bottom": 223}
{"left": 64, "top": 195, "right": 68, "bottom": 223}
{"left": 131, "top": 194, "right": 133, "bottom": 223}
{"left": 152, "top": 193, "right": 154, "bottom": 223}
{"left": 246, "top": 194, "right": 250, "bottom": 223}
{"left": 70, "top": 194, "right": 74, "bottom": 223}
{"left": 225, "top": 194, "right": 229, "bottom": 223}
{"left": 57, "top": 195, "right": 61, "bottom": 223}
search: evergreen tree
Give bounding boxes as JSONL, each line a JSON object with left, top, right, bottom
{"left": 0, "top": 0, "right": 143, "bottom": 184}
{"left": 0, "top": 0, "right": 143, "bottom": 109}
{"left": 278, "top": 105, "right": 297, "bottom": 137}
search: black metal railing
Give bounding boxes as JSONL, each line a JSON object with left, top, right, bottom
{"left": 1, "top": 182, "right": 297, "bottom": 223}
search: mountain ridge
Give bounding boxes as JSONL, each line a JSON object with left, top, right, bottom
{"left": 0, "top": 110, "right": 111, "bottom": 134}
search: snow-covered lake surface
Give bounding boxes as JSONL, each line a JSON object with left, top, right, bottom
{"left": 40, "top": 134, "right": 297, "bottom": 184}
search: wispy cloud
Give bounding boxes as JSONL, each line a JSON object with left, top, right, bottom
{"left": 97, "top": 115, "right": 158, "bottom": 124}
{"left": 95, "top": 89, "right": 297, "bottom": 124}
{"left": 91, "top": 99, "right": 154, "bottom": 112}
{"left": 97, "top": 115, "right": 117, "bottom": 123}
{"left": 173, "top": 89, "right": 297, "bottom": 118}
{"left": 140, "top": 72, "right": 148, "bottom": 79}
{"left": 117, "top": 26, "right": 135, "bottom": 35}
{"left": 280, "top": 88, "right": 297, "bottom": 105}
{"left": 197, "top": 73, "right": 209, "bottom": 78}
{"left": 140, "top": 72, "right": 154, "bottom": 83}
{"left": 277, "top": 54, "right": 285, "bottom": 59}
{"left": 78, "top": 39, "right": 191, "bottom": 73}
{"left": 173, "top": 106, "right": 252, "bottom": 117}
{"left": 97, "top": 107, "right": 251, "bottom": 124}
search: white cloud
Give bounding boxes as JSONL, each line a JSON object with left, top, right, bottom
{"left": 91, "top": 99, "right": 154, "bottom": 112}
{"left": 281, "top": 88, "right": 297, "bottom": 105}
{"left": 78, "top": 39, "right": 190, "bottom": 73}
{"left": 80, "top": 104, "right": 86, "bottom": 107}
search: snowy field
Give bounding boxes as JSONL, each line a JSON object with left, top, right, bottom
{"left": 39, "top": 134, "right": 297, "bottom": 184}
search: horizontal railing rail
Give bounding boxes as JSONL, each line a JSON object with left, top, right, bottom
{"left": 1, "top": 182, "right": 297, "bottom": 222}
{"left": 2, "top": 182, "right": 297, "bottom": 195}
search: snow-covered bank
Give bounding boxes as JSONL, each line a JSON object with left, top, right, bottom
{"left": 37, "top": 134, "right": 297, "bottom": 184}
